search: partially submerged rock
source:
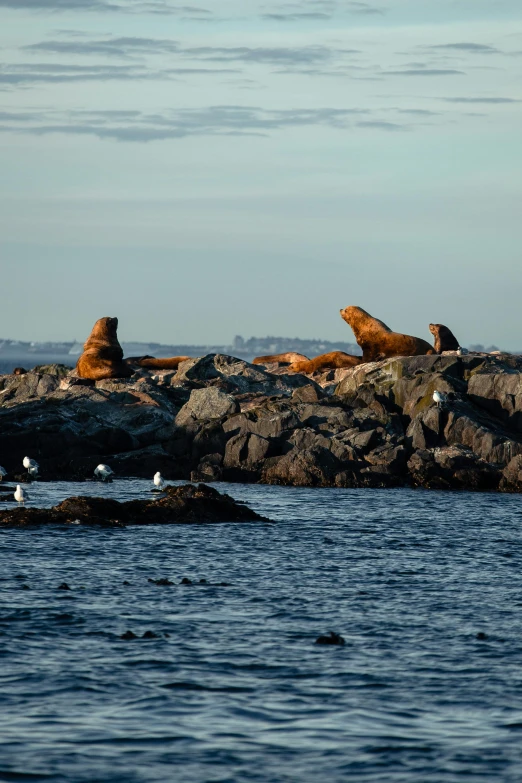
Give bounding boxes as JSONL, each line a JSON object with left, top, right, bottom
{"left": 2, "top": 351, "right": 522, "bottom": 492}
{"left": 0, "top": 483, "right": 268, "bottom": 527}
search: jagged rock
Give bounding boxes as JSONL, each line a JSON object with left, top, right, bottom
{"left": 407, "top": 446, "right": 500, "bottom": 491}
{"left": 0, "top": 484, "right": 268, "bottom": 527}
{"left": 262, "top": 446, "right": 342, "bottom": 487}
{"left": 32, "top": 364, "right": 72, "bottom": 377}
{"left": 500, "top": 455, "right": 522, "bottom": 492}
{"left": 468, "top": 372, "right": 522, "bottom": 433}
{"left": 1, "top": 353, "right": 522, "bottom": 492}
{"left": 191, "top": 453, "right": 223, "bottom": 482}
{"left": 173, "top": 353, "right": 320, "bottom": 397}
{"left": 176, "top": 387, "right": 239, "bottom": 426}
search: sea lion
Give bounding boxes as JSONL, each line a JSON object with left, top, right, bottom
{"left": 289, "top": 351, "right": 361, "bottom": 374}
{"left": 76, "top": 317, "right": 133, "bottom": 381}
{"left": 429, "top": 323, "right": 460, "bottom": 354}
{"left": 253, "top": 352, "right": 309, "bottom": 366}
{"left": 125, "top": 356, "right": 191, "bottom": 370}
{"left": 340, "top": 306, "right": 435, "bottom": 362}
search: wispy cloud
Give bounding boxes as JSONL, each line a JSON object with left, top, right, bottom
{"left": 25, "top": 36, "right": 351, "bottom": 69}
{"left": 441, "top": 96, "right": 520, "bottom": 104}
{"left": 386, "top": 68, "right": 465, "bottom": 76}
{"left": 0, "top": 0, "right": 212, "bottom": 15}
{"left": 428, "top": 42, "right": 500, "bottom": 54}
{"left": 0, "top": 104, "right": 414, "bottom": 142}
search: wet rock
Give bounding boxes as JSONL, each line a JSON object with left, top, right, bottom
{"left": 121, "top": 630, "right": 138, "bottom": 640}
{"left": 0, "top": 484, "right": 268, "bottom": 527}
{"left": 500, "top": 455, "right": 522, "bottom": 492}
{"left": 181, "top": 577, "right": 192, "bottom": 585}
{"left": 315, "top": 632, "right": 345, "bottom": 646}
{"left": 142, "top": 631, "right": 159, "bottom": 639}
{"left": 148, "top": 577, "right": 175, "bottom": 586}
{"left": 407, "top": 446, "right": 500, "bottom": 491}
{"left": 191, "top": 453, "right": 223, "bottom": 482}
{"left": 58, "top": 582, "right": 71, "bottom": 590}
{"left": 2, "top": 352, "right": 522, "bottom": 492}
{"left": 263, "top": 446, "right": 342, "bottom": 487}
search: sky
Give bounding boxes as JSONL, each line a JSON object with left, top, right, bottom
{"left": 0, "top": 0, "right": 521, "bottom": 348}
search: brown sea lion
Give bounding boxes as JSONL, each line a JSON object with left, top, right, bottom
{"left": 76, "top": 317, "right": 133, "bottom": 381}
{"left": 253, "top": 352, "right": 309, "bottom": 366}
{"left": 289, "top": 351, "right": 362, "bottom": 374}
{"left": 429, "top": 323, "right": 460, "bottom": 354}
{"left": 125, "top": 356, "right": 191, "bottom": 370}
{"left": 340, "top": 306, "right": 435, "bottom": 362}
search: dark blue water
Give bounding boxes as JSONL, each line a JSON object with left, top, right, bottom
{"left": 1, "top": 481, "right": 522, "bottom": 782}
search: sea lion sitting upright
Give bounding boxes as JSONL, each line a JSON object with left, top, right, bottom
{"left": 340, "top": 306, "right": 435, "bottom": 362}
{"left": 429, "top": 323, "right": 460, "bottom": 354}
{"left": 125, "top": 356, "right": 191, "bottom": 370}
{"left": 253, "top": 352, "right": 309, "bottom": 366}
{"left": 289, "top": 351, "right": 361, "bottom": 374}
{"left": 76, "top": 317, "right": 133, "bottom": 381}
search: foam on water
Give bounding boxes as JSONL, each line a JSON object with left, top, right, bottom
{"left": 1, "top": 480, "right": 522, "bottom": 782}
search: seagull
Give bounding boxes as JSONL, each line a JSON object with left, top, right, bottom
{"left": 153, "top": 471, "right": 166, "bottom": 490}
{"left": 94, "top": 464, "right": 114, "bottom": 482}
{"left": 23, "top": 457, "right": 39, "bottom": 476}
{"left": 433, "top": 390, "right": 448, "bottom": 409}
{"left": 14, "top": 485, "right": 27, "bottom": 506}
{"left": 457, "top": 346, "right": 469, "bottom": 356}
{"left": 0, "top": 466, "right": 7, "bottom": 481}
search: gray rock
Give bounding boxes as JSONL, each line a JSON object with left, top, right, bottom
{"left": 176, "top": 387, "right": 239, "bottom": 426}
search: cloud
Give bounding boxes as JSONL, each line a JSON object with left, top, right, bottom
{"left": 386, "top": 69, "right": 465, "bottom": 76}
{"left": 261, "top": 0, "right": 384, "bottom": 19}
{"left": 25, "top": 36, "right": 182, "bottom": 58}
{"left": 25, "top": 36, "right": 347, "bottom": 69}
{"left": 261, "top": 12, "right": 332, "bottom": 21}
{"left": 0, "top": 62, "right": 175, "bottom": 86}
{"left": 441, "top": 96, "right": 520, "bottom": 104}
{"left": 0, "top": 104, "right": 413, "bottom": 142}
{"left": 428, "top": 42, "right": 500, "bottom": 54}
{"left": 0, "top": 61, "right": 239, "bottom": 88}
{"left": 0, "top": 0, "right": 212, "bottom": 15}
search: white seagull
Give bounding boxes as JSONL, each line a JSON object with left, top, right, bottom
{"left": 433, "top": 390, "right": 448, "bottom": 409}
{"left": 153, "top": 471, "right": 166, "bottom": 490}
{"left": 23, "top": 456, "right": 39, "bottom": 476}
{"left": 457, "top": 346, "right": 469, "bottom": 356}
{"left": 0, "top": 466, "right": 7, "bottom": 481}
{"left": 94, "top": 464, "right": 114, "bottom": 482}
{"left": 14, "top": 485, "right": 27, "bottom": 506}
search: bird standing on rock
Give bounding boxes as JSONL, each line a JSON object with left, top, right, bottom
{"left": 94, "top": 464, "right": 114, "bottom": 482}
{"left": 0, "top": 466, "right": 7, "bottom": 481}
{"left": 153, "top": 472, "right": 166, "bottom": 490}
{"left": 433, "top": 390, "right": 448, "bottom": 409}
{"left": 23, "top": 457, "right": 39, "bottom": 477}
{"left": 14, "top": 485, "right": 27, "bottom": 506}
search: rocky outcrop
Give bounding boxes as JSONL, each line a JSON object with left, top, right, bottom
{"left": 1, "top": 352, "right": 522, "bottom": 492}
{"left": 0, "top": 483, "right": 268, "bottom": 527}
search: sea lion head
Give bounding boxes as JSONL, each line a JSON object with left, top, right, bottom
{"left": 89, "top": 316, "right": 119, "bottom": 341}
{"left": 340, "top": 306, "right": 362, "bottom": 325}
{"left": 429, "top": 323, "right": 440, "bottom": 337}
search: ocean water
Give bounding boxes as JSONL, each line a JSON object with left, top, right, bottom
{"left": 1, "top": 480, "right": 522, "bottom": 783}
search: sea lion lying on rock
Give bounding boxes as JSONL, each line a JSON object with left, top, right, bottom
{"left": 429, "top": 323, "right": 460, "bottom": 354}
{"left": 340, "top": 306, "right": 435, "bottom": 362}
{"left": 253, "top": 352, "right": 309, "bottom": 366}
{"left": 289, "top": 351, "right": 361, "bottom": 374}
{"left": 76, "top": 317, "right": 133, "bottom": 381}
{"left": 126, "top": 356, "right": 191, "bottom": 371}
